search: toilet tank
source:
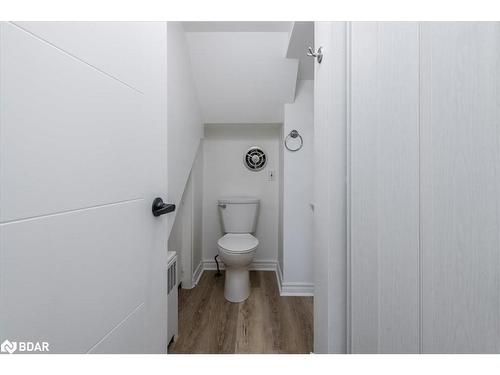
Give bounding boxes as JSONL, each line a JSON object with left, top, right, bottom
{"left": 218, "top": 197, "right": 260, "bottom": 233}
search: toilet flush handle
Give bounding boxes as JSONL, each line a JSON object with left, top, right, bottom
{"left": 218, "top": 203, "right": 227, "bottom": 209}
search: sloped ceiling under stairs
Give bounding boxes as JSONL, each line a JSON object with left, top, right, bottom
{"left": 183, "top": 21, "right": 304, "bottom": 124}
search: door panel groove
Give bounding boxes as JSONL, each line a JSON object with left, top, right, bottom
{"left": 86, "top": 302, "right": 145, "bottom": 354}
{"left": 9, "top": 22, "right": 144, "bottom": 95}
{"left": 0, "top": 198, "right": 144, "bottom": 225}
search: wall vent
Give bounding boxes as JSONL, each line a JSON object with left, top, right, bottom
{"left": 244, "top": 146, "right": 267, "bottom": 171}
{"left": 167, "top": 260, "right": 177, "bottom": 294}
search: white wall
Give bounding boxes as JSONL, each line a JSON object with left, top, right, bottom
{"left": 167, "top": 22, "right": 203, "bottom": 236}
{"left": 167, "top": 170, "right": 193, "bottom": 288}
{"left": 286, "top": 22, "right": 314, "bottom": 80}
{"left": 278, "top": 127, "right": 285, "bottom": 274}
{"left": 202, "top": 124, "right": 280, "bottom": 265}
{"left": 192, "top": 143, "right": 204, "bottom": 274}
{"left": 281, "top": 80, "right": 314, "bottom": 290}
{"left": 185, "top": 31, "right": 298, "bottom": 123}
{"left": 167, "top": 143, "right": 204, "bottom": 288}
{"left": 168, "top": 196, "right": 183, "bottom": 273}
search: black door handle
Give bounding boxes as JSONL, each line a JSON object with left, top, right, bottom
{"left": 152, "top": 197, "right": 175, "bottom": 217}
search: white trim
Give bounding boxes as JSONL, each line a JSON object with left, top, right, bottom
{"left": 196, "top": 259, "right": 314, "bottom": 297}
{"left": 276, "top": 262, "right": 284, "bottom": 295}
{"left": 280, "top": 281, "right": 314, "bottom": 296}
{"left": 202, "top": 259, "right": 278, "bottom": 272}
{"left": 192, "top": 261, "right": 203, "bottom": 286}
{"left": 276, "top": 261, "right": 314, "bottom": 296}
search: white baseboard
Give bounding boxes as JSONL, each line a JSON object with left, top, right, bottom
{"left": 276, "top": 262, "right": 284, "bottom": 294}
{"left": 280, "top": 282, "right": 314, "bottom": 296}
{"left": 197, "top": 259, "right": 314, "bottom": 297}
{"left": 276, "top": 261, "right": 314, "bottom": 296}
{"left": 202, "top": 259, "right": 278, "bottom": 272}
{"left": 192, "top": 261, "right": 203, "bottom": 286}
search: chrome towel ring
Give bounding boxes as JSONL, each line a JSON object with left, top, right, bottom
{"left": 285, "top": 129, "right": 303, "bottom": 152}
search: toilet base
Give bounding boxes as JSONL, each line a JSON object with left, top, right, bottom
{"left": 224, "top": 267, "right": 250, "bottom": 303}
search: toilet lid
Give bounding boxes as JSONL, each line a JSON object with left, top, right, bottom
{"left": 217, "top": 233, "right": 259, "bottom": 253}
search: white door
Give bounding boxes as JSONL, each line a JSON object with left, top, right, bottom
{"left": 349, "top": 22, "right": 420, "bottom": 354}
{"left": 0, "top": 22, "right": 170, "bottom": 354}
{"left": 420, "top": 22, "right": 500, "bottom": 353}
{"left": 348, "top": 22, "right": 500, "bottom": 353}
{"left": 313, "top": 22, "right": 348, "bottom": 354}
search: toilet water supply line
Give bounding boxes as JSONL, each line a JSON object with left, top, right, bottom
{"left": 214, "top": 255, "right": 222, "bottom": 277}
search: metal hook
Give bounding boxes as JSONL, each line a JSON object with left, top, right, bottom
{"left": 307, "top": 46, "right": 323, "bottom": 63}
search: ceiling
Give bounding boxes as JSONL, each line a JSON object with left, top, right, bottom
{"left": 183, "top": 22, "right": 313, "bottom": 124}
{"left": 183, "top": 21, "right": 293, "bottom": 33}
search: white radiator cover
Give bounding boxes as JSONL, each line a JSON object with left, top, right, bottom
{"left": 167, "top": 251, "right": 178, "bottom": 345}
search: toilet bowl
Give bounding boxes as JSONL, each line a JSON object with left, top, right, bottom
{"left": 217, "top": 233, "right": 259, "bottom": 302}
{"left": 217, "top": 197, "right": 260, "bottom": 302}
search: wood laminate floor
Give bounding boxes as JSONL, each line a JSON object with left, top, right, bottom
{"left": 168, "top": 270, "right": 313, "bottom": 354}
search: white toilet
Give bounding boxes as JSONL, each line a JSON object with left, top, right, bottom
{"left": 217, "top": 197, "right": 259, "bottom": 303}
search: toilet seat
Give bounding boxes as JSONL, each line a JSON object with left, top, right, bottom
{"left": 217, "top": 233, "right": 259, "bottom": 254}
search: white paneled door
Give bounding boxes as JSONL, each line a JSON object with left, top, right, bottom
{"left": 0, "top": 22, "right": 169, "bottom": 353}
